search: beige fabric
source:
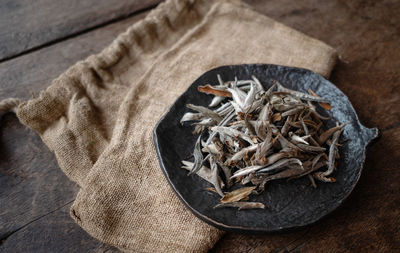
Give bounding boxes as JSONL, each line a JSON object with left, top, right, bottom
{"left": 15, "top": 0, "right": 337, "bottom": 252}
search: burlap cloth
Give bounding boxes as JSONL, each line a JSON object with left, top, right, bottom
{"left": 2, "top": 0, "right": 338, "bottom": 252}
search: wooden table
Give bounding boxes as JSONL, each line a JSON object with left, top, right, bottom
{"left": 1, "top": 0, "right": 399, "bottom": 252}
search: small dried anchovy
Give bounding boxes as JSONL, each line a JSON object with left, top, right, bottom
{"left": 181, "top": 75, "right": 346, "bottom": 210}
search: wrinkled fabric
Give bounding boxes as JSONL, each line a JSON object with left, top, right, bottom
{"left": 16, "top": 0, "right": 337, "bottom": 252}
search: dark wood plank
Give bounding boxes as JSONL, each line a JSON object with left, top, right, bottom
{"left": 0, "top": 13, "right": 147, "bottom": 252}
{"left": 243, "top": 0, "right": 400, "bottom": 131}
{"left": 1, "top": 0, "right": 400, "bottom": 252}
{"left": 0, "top": 12, "right": 146, "bottom": 101}
{"left": 0, "top": 113, "right": 77, "bottom": 239}
{"left": 0, "top": 201, "right": 120, "bottom": 253}
{"left": 213, "top": 128, "right": 400, "bottom": 252}
{"left": 0, "top": 0, "right": 160, "bottom": 61}
{"left": 211, "top": 0, "right": 400, "bottom": 252}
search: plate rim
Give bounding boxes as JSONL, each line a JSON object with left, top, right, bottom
{"left": 153, "top": 63, "right": 379, "bottom": 233}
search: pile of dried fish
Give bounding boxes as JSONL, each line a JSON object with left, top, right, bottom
{"left": 181, "top": 75, "right": 346, "bottom": 210}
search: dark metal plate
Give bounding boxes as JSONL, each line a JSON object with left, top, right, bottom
{"left": 153, "top": 64, "right": 378, "bottom": 233}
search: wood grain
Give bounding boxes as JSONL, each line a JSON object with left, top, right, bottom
{"left": 0, "top": 13, "right": 147, "bottom": 252}
{"left": 0, "top": 12, "right": 146, "bottom": 102}
{"left": 210, "top": 0, "right": 400, "bottom": 252}
{"left": 0, "top": 0, "right": 160, "bottom": 61}
{"left": 244, "top": 0, "right": 400, "bottom": 131}
{"left": 1, "top": 0, "right": 400, "bottom": 252}
{"left": 212, "top": 129, "right": 400, "bottom": 252}
{"left": 0, "top": 198, "right": 120, "bottom": 253}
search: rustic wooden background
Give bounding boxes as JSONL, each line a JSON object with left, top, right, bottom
{"left": 1, "top": 0, "right": 399, "bottom": 252}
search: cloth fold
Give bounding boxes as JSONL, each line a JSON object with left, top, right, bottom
{"left": 13, "top": 0, "right": 337, "bottom": 252}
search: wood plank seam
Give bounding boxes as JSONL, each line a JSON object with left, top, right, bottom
{"left": 0, "top": 2, "right": 160, "bottom": 64}
{"left": 0, "top": 199, "right": 74, "bottom": 246}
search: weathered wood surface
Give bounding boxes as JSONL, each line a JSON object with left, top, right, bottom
{"left": 0, "top": 0, "right": 160, "bottom": 61}
{"left": 211, "top": 0, "right": 400, "bottom": 252}
{"left": 1, "top": 0, "right": 400, "bottom": 252}
{"left": 0, "top": 12, "right": 146, "bottom": 253}
{"left": 1, "top": 202, "right": 119, "bottom": 253}
{"left": 0, "top": 116, "right": 119, "bottom": 253}
{"left": 0, "top": 12, "right": 146, "bottom": 102}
